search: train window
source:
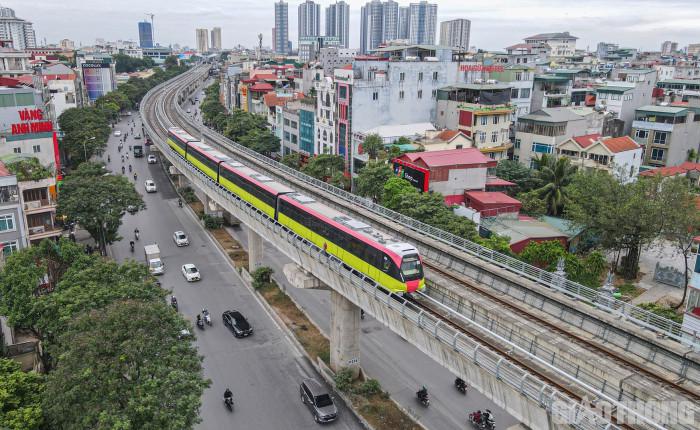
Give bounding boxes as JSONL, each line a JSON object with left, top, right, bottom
{"left": 381, "top": 255, "right": 390, "bottom": 272}
{"left": 400, "top": 254, "right": 423, "bottom": 281}
{"left": 221, "top": 169, "right": 276, "bottom": 208}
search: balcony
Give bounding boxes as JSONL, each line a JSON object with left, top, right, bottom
{"left": 23, "top": 198, "right": 56, "bottom": 214}
{"left": 632, "top": 120, "right": 674, "bottom": 133}
{"left": 27, "top": 224, "right": 63, "bottom": 241}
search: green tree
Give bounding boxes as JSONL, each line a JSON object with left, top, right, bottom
{"left": 355, "top": 161, "right": 393, "bottom": 202}
{"left": 533, "top": 155, "right": 577, "bottom": 215}
{"left": 687, "top": 148, "right": 699, "bottom": 163}
{"left": 58, "top": 107, "right": 110, "bottom": 165}
{"left": 361, "top": 134, "right": 384, "bottom": 160}
{"left": 57, "top": 164, "right": 145, "bottom": 255}
{"left": 43, "top": 300, "right": 209, "bottom": 430}
{"left": 302, "top": 154, "right": 345, "bottom": 180}
{"left": 478, "top": 234, "right": 513, "bottom": 255}
{"left": 495, "top": 159, "right": 541, "bottom": 193}
{"left": 5, "top": 158, "right": 52, "bottom": 181}
{"left": 240, "top": 129, "right": 280, "bottom": 156}
{"left": 0, "top": 358, "right": 45, "bottom": 430}
{"left": 329, "top": 171, "right": 350, "bottom": 189}
{"left": 164, "top": 55, "right": 179, "bottom": 69}
{"left": 280, "top": 152, "right": 302, "bottom": 169}
{"left": 516, "top": 190, "right": 547, "bottom": 218}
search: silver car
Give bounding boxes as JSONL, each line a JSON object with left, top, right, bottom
{"left": 300, "top": 378, "right": 338, "bottom": 423}
{"left": 173, "top": 231, "right": 189, "bottom": 247}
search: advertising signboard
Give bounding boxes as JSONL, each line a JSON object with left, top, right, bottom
{"left": 392, "top": 159, "right": 430, "bottom": 192}
{"left": 81, "top": 62, "right": 113, "bottom": 102}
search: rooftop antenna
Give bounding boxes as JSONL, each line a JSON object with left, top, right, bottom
{"left": 146, "top": 13, "right": 155, "bottom": 45}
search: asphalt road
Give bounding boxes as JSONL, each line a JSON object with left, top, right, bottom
{"left": 181, "top": 91, "right": 520, "bottom": 430}
{"left": 101, "top": 113, "right": 363, "bottom": 430}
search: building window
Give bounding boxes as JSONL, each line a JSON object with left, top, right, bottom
{"left": 493, "top": 115, "right": 500, "bottom": 125}
{"left": 511, "top": 88, "right": 519, "bottom": 99}
{"left": 491, "top": 131, "right": 499, "bottom": 143}
{"left": 283, "top": 131, "right": 290, "bottom": 141}
{"left": 513, "top": 155, "right": 520, "bottom": 161}
{"left": 480, "top": 116, "right": 488, "bottom": 125}
{"left": 372, "top": 92, "right": 379, "bottom": 101}
{"left": 33, "top": 145, "right": 41, "bottom": 153}
{"left": 479, "top": 131, "right": 486, "bottom": 143}
{"left": 531, "top": 142, "right": 553, "bottom": 154}
{"left": 0, "top": 214, "right": 15, "bottom": 232}
{"left": 456, "top": 144, "right": 463, "bottom": 149}
{"left": 651, "top": 148, "right": 665, "bottom": 161}
{"left": 0, "top": 240, "right": 18, "bottom": 257}
{"left": 520, "top": 88, "right": 530, "bottom": 98}
{"left": 13, "top": 147, "right": 20, "bottom": 154}
{"left": 291, "top": 121, "right": 298, "bottom": 129}
{"left": 635, "top": 129, "right": 649, "bottom": 139}
{"left": 284, "top": 118, "right": 290, "bottom": 126}
{"left": 653, "top": 131, "right": 668, "bottom": 145}
{"left": 399, "top": 72, "right": 405, "bottom": 82}
{"left": 488, "top": 152, "right": 496, "bottom": 159}
{"left": 514, "top": 138, "right": 521, "bottom": 149}
{"left": 418, "top": 72, "right": 423, "bottom": 82}
{"left": 431, "top": 89, "right": 437, "bottom": 99}
{"left": 433, "top": 71, "right": 438, "bottom": 81}
{"left": 515, "top": 72, "right": 522, "bottom": 81}
{"left": 399, "top": 90, "right": 404, "bottom": 100}
{"left": 417, "top": 90, "right": 423, "bottom": 99}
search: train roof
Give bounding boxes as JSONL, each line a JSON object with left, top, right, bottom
{"left": 168, "top": 127, "right": 199, "bottom": 143}
{"left": 283, "top": 192, "right": 418, "bottom": 257}
{"left": 221, "top": 161, "right": 295, "bottom": 194}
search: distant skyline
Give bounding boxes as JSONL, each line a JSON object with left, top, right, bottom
{"left": 10, "top": 0, "right": 700, "bottom": 52}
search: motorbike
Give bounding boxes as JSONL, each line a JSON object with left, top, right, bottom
{"left": 129, "top": 241, "right": 135, "bottom": 252}
{"left": 107, "top": 155, "right": 111, "bottom": 162}
{"left": 128, "top": 164, "right": 132, "bottom": 172}
{"left": 416, "top": 388, "right": 430, "bottom": 407}
{"left": 178, "top": 198, "right": 183, "bottom": 208}
{"left": 223, "top": 396, "right": 233, "bottom": 412}
{"left": 455, "top": 378, "right": 467, "bottom": 394}
{"left": 134, "top": 229, "right": 140, "bottom": 240}
{"left": 171, "top": 297, "right": 178, "bottom": 311}
{"left": 468, "top": 411, "right": 495, "bottom": 430}
{"left": 196, "top": 317, "right": 205, "bottom": 330}
{"left": 202, "top": 309, "right": 212, "bottom": 326}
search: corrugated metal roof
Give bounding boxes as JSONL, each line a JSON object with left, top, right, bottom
{"left": 636, "top": 105, "right": 688, "bottom": 114}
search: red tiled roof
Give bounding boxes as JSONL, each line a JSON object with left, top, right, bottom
{"left": 465, "top": 191, "right": 521, "bottom": 205}
{"left": 639, "top": 161, "right": 700, "bottom": 177}
{"left": 0, "top": 161, "right": 10, "bottom": 177}
{"left": 250, "top": 82, "right": 274, "bottom": 92}
{"left": 400, "top": 148, "right": 496, "bottom": 168}
{"left": 251, "top": 72, "right": 277, "bottom": 81}
{"left": 263, "top": 91, "right": 303, "bottom": 108}
{"left": 572, "top": 133, "right": 601, "bottom": 149}
{"left": 0, "top": 77, "right": 21, "bottom": 87}
{"left": 485, "top": 177, "right": 516, "bottom": 187}
{"left": 600, "top": 136, "right": 640, "bottom": 153}
{"left": 506, "top": 43, "right": 534, "bottom": 50}
{"left": 341, "top": 64, "right": 353, "bottom": 70}
{"left": 435, "top": 130, "right": 462, "bottom": 142}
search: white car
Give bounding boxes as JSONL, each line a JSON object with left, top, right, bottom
{"left": 144, "top": 180, "right": 157, "bottom": 193}
{"left": 181, "top": 264, "right": 200, "bottom": 282}
{"left": 173, "top": 231, "right": 189, "bottom": 247}
{"left": 147, "top": 154, "right": 157, "bottom": 164}
{"left": 114, "top": 130, "right": 122, "bottom": 137}
{"left": 134, "top": 133, "right": 142, "bottom": 139}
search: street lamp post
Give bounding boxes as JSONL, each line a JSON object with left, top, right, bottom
{"left": 83, "top": 136, "right": 96, "bottom": 162}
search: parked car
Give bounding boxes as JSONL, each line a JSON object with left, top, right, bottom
{"left": 144, "top": 180, "right": 157, "bottom": 193}
{"left": 114, "top": 130, "right": 122, "bottom": 137}
{"left": 173, "top": 231, "right": 189, "bottom": 247}
{"left": 181, "top": 263, "right": 200, "bottom": 282}
{"left": 147, "top": 154, "right": 157, "bottom": 164}
{"left": 300, "top": 378, "right": 338, "bottom": 423}
{"left": 222, "top": 310, "right": 252, "bottom": 337}
{"left": 134, "top": 133, "right": 142, "bottom": 139}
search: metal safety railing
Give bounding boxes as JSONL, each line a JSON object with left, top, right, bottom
{"left": 166, "top": 67, "right": 698, "bottom": 349}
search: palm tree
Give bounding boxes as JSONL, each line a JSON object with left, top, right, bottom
{"left": 534, "top": 154, "right": 577, "bottom": 216}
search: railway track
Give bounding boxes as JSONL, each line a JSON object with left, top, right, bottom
{"left": 141, "top": 67, "right": 695, "bottom": 429}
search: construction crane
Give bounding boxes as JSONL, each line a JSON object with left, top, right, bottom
{"left": 146, "top": 13, "right": 155, "bottom": 45}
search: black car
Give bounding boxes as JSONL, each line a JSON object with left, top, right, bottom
{"left": 222, "top": 310, "right": 253, "bottom": 337}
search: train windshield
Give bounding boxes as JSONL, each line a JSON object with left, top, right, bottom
{"left": 400, "top": 254, "right": 423, "bottom": 281}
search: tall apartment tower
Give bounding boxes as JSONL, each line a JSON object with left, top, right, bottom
{"left": 439, "top": 19, "right": 470, "bottom": 51}
{"left": 211, "top": 27, "right": 222, "bottom": 51}
{"left": 360, "top": 0, "right": 399, "bottom": 54}
{"left": 408, "top": 1, "right": 437, "bottom": 45}
{"left": 196, "top": 28, "right": 209, "bottom": 53}
{"left": 325, "top": 1, "right": 350, "bottom": 48}
{"left": 138, "top": 21, "right": 154, "bottom": 48}
{"left": 298, "top": 0, "right": 321, "bottom": 44}
{"left": 397, "top": 6, "right": 410, "bottom": 40}
{"left": 275, "top": 1, "right": 289, "bottom": 54}
{"left": 661, "top": 40, "right": 678, "bottom": 54}
{"left": 0, "top": 6, "right": 36, "bottom": 49}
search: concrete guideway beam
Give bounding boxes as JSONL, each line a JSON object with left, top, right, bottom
{"left": 283, "top": 263, "right": 329, "bottom": 290}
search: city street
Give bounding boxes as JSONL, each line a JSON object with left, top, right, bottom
{"left": 100, "top": 113, "right": 363, "bottom": 430}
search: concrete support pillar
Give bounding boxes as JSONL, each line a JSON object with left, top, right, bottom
{"left": 248, "top": 228, "right": 264, "bottom": 271}
{"left": 330, "top": 291, "right": 361, "bottom": 378}
{"left": 177, "top": 174, "right": 189, "bottom": 189}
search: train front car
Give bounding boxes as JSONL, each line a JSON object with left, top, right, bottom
{"left": 386, "top": 243, "right": 425, "bottom": 293}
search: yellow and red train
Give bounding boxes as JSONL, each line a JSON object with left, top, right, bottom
{"left": 167, "top": 127, "right": 425, "bottom": 293}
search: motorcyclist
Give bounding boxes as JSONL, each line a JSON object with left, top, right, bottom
{"left": 417, "top": 386, "right": 428, "bottom": 399}
{"left": 224, "top": 388, "right": 233, "bottom": 400}
{"left": 107, "top": 155, "right": 111, "bottom": 162}
{"left": 482, "top": 410, "right": 494, "bottom": 428}
{"left": 134, "top": 228, "right": 140, "bottom": 240}
{"left": 171, "top": 296, "right": 177, "bottom": 307}
{"left": 133, "top": 172, "right": 138, "bottom": 181}
{"left": 455, "top": 377, "right": 466, "bottom": 389}
{"left": 121, "top": 165, "right": 125, "bottom": 174}
{"left": 129, "top": 240, "right": 135, "bottom": 252}
{"left": 128, "top": 164, "right": 132, "bottom": 172}
{"left": 178, "top": 197, "right": 183, "bottom": 207}
{"left": 121, "top": 154, "right": 125, "bottom": 162}
{"left": 471, "top": 410, "right": 482, "bottom": 425}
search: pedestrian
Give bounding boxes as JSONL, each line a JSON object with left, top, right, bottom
{"left": 69, "top": 231, "right": 76, "bottom": 242}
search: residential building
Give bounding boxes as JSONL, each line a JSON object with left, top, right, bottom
{"left": 505, "top": 43, "right": 550, "bottom": 65}
{"left": 632, "top": 105, "right": 700, "bottom": 168}
{"left": 59, "top": 39, "right": 74, "bottom": 51}
{"left": 315, "top": 75, "right": 336, "bottom": 154}
{"left": 0, "top": 44, "right": 31, "bottom": 78}
{"left": 19, "top": 175, "right": 60, "bottom": 246}
{"left": 465, "top": 191, "right": 521, "bottom": 217}
{"left": 275, "top": 1, "right": 289, "bottom": 55}
{"left": 33, "top": 63, "right": 81, "bottom": 126}
{"left": 661, "top": 41, "right": 678, "bottom": 54}
{"left": 360, "top": 0, "right": 399, "bottom": 54}
{"left": 439, "top": 19, "right": 470, "bottom": 51}
{"left": 299, "top": 36, "right": 340, "bottom": 62}
{"left": 530, "top": 74, "right": 573, "bottom": 110}
{"left": 398, "top": 6, "right": 410, "bottom": 40}
{"left": 639, "top": 161, "right": 700, "bottom": 186}
{"left": 298, "top": 101, "right": 316, "bottom": 155}
{"left": 408, "top": 1, "right": 437, "bottom": 45}
{"left": 0, "top": 162, "right": 26, "bottom": 262}
{"left": 597, "top": 68, "right": 657, "bottom": 134}
{"left": 280, "top": 103, "right": 300, "bottom": 155}
{"left": 480, "top": 216, "right": 570, "bottom": 253}
{"left": 596, "top": 42, "right": 619, "bottom": 59}
{"left": 319, "top": 47, "right": 357, "bottom": 75}
{"left": 688, "top": 44, "right": 700, "bottom": 58}
{"left": 681, "top": 248, "right": 700, "bottom": 345}
{"left": 656, "top": 79, "right": 700, "bottom": 103}
{"left": 0, "top": 6, "right": 36, "bottom": 50}
{"left": 523, "top": 32, "right": 577, "bottom": 58}
{"left": 489, "top": 65, "right": 535, "bottom": 121}
{"left": 556, "top": 134, "right": 642, "bottom": 182}
{"left": 435, "top": 83, "right": 513, "bottom": 160}
{"left": 672, "top": 64, "right": 700, "bottom": 80}
{"left": 325, "top": 1, "right": 350, "bottom": 49}
{"left": 279, "top": 100, "right": 316, "bottom": 156}
{"left": 298, "top": 0, "right": 321, "bottom": 52}
{"left": 514, "top": 107, "right": 591, "bottom": 168}
{"left": 210, "top": 27, "right": 222, "bottom": 51}
{"left": 142, "top": 46, "right": 173, "bottom": 65}
{"left": 138, "top": 21, "right": 154, "bottom": 48}
{"left": 393, "top": 148, "right": 497, "bottom": 204}
{"left": 195, "top": 28, "right": 209, "bottom": 53}
{"left": 419, "top": 129, "right": 472, "bottom": 151}
{"left": 353, "top": 122, "right": 434, "bottom": 166}
{"left": 75, "top": 52, "right": 117, "bottom": 103}
{"left": 334, "top": 44, "right": 460, "bottom": 170}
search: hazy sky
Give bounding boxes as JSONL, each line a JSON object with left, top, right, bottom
{"left": 9, "top": 0, "right": 700, "bottom": 51}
